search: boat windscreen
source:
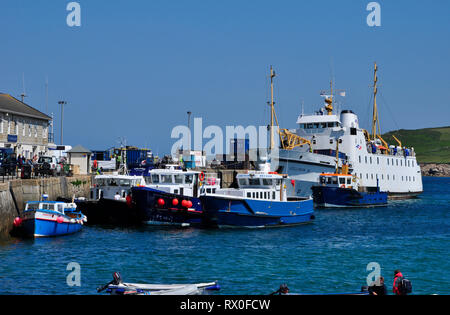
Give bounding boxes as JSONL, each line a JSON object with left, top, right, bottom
{"left": 161, "top": 175, "right": 173, "bottom": 184}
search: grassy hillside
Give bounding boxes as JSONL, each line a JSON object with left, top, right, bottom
{"left": 383, "top": 126, "right": 450, "bottom": 164}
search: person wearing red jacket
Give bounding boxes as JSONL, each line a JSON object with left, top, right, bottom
{"left": 393, "top": 270, "right": 405, "bottom": 295}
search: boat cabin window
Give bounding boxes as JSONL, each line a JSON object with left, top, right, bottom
{"left": 96, "top": 178, "right": 105, "bottom": 186}
{"left": 339, "top": 178, "right": 345, "bottom": 185}
{"left": 27, "top": 203, "right": 40, "bottom": 210}
{"left": 174, "top": 174, "right": 184, "bottom": 184}
{"left": 184, "top": 174, "right": 193, "bottom": 184}
{"left": 107, "top": 178, "right": 118, "bottom": 186}
{"left": 249, "top": 178, "right": 260, "bottom": 186}
{"left": 332, "top": 177, "right": 338, "bottom": 184}
{"left": 238, "top": 178, "right": 248, "bottom": 186}
{"left": 262, "top": 179, "right": 273, "bottom": 186}
{"left": 272, "top": 192, "right": 276, "bottom": 199}
{"left": 57, "top": 204, "right": 64, "bottom": 212}
{"left": 247, "top": 192, "right": 251, "bottom": 198}
{"left": 347, "top": 178, "right": 352, "bottom": 185}
{"left": 161, "top": 175, "right": 173, "bottom": 184}
{"left": 119, "top": 179, "right": 131, "bottom": 187}
{"left": 151, "top": 174, "right": 160, "bottom": 183}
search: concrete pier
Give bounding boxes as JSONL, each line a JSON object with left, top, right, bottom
{"left": 0, "top": 176, "right": 92, "bottom": 238}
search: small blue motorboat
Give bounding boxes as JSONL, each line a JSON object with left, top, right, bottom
{"left": 311, "top": 173, "right": 388, "bottom": 208}
{"left": 200, "top": 164, "right": 315, "bottom": 228}
{"left": 13, "top": 199, "right": 87, "bottom": 238}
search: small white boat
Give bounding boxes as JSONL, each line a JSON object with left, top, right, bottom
{"left": 98, "top": 272, "right": 220, "bottom": 295}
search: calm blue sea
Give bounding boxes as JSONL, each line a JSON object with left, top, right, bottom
{"left": 0, "top": 177, "right": 449, "bottom": 295}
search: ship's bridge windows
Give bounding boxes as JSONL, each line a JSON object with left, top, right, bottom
{"left": 151, "top": 174, "right": 159, "bottom": 183}
{"left": 347, "top": 178, "right": 352, "bottom": 185}
{"left": 321, "top": 123, "right": 327, "bottom": 128}
{"left": 239, "top": 178, "right": 248, "bottom": 186}
{"left": 174, "top": 175, "right": 184, "bottom": 184}
{"left": 185, "top": 174, "right": 194, "bottom": 184}
{"left": 249, "top": 178, "right": 261, "bottom": 186}
{"left": 314, "top": 123, "right": 320, "bottom": 129}
{"left": 262, "top": 179, "right": 273, "bottom": 186}
{"left": 332, "top": 177, "right": 338, "bottom": 184}
{"left": 339, "top": 177, "right": 345, "bottom": 185}
{"left": 307, "top": 123, "right": 313, "bottom": 129}
{"left": 119, "top": 179, "right": 131, "bottom": 187}
{"left": 161, "top": 175, "right": 173, "bottom": 184}
{"left": 107, "top": 178, "right": 118, "bottom": 186}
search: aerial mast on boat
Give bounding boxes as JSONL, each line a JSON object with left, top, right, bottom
{"left": 371, "top": 62, "right": 381, "bottom": 140}
{"left": 269, "top": 66, "right": 276, "bottom": 150}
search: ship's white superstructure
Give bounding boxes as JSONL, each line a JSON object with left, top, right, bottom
{"left": 273, "top": 109, "right": 423, "bottom": 198}
{"left": 268, "top": 64, "right": 423, "bottom": 199}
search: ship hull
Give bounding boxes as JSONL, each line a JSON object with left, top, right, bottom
{"left": 274, "top": 149, "right": 423, "bottom": 199}
{"left": 311, "top": 186, "right": 388, "bottom": 208}
{"left": 200, "top": 195, "right": 315, "bottom": 228}
{"left": 131, "top": 187, "right": 203, "bottom": 227}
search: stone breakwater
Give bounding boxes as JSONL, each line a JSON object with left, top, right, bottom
{"left": 420, "top": 164, "right": 450, "bottom": 177}
{"left": 0, "top": 176, "right": 92, "bottom": 238}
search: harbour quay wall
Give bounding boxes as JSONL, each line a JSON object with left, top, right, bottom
{"left": 0, "top": 175, "right": 92, "bottom": 238}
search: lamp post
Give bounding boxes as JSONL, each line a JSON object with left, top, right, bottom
{"left": 187, "top": 111, "right": 192, "bottom": 131}
{"left": 58, "top": 101, "right": 67, "bottom": 145}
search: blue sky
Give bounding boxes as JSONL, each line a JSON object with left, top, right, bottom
{"left": 0, "top": 0, "right": 449, "bottom": 155}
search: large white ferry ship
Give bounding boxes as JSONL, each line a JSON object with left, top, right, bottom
{"left": 269, "top": 64, "right": 423, "bottom": 199}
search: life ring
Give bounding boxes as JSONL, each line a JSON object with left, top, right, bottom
{"left": 199, "top": 172, "right": 205, "bottom": 182}
{"left": 340, "top": 184, "right": 346, "bottom": 188}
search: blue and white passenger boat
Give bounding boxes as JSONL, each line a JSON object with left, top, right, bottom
{"left": 311, "top": 173, "right": 388, "bottom": 208}
{"left": 131, "top": 165, "right": 221, "bottom": 227}
{"left": 13, "top": 199, "right": 87, "bottom": 238}
{"left": 200, "top": 163, "right": 315, "bottom": 228}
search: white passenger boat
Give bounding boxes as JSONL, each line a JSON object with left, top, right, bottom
{"left": 270, "top": 64, "right": 423, "bottom": 199}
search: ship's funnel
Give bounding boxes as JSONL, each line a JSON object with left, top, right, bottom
{"left": 340, "top": 110, "right": 359, "bottom": 129}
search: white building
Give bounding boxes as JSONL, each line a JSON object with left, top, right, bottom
{"left": 0, "top": 93, "right": 52, "bottom": 158}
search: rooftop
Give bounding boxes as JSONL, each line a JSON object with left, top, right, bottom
{"left": 0, "top": 93, "right": 51, "bottom": 121}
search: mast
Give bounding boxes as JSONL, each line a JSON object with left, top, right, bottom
{"left": 269, "top": 66, "right": 276, "bottom": 150}
{"left": 371, "top": 62, "right": 381, "bottom": 140}
{"left": 324, "top": 80, "right": 333, "bottom": 115}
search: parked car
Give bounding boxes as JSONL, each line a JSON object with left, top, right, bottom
{"left": 0, "top": 152, "right": 17, "bottom": 176}
{"left": 34, "top": 156, "right": 62, "bottom": 176}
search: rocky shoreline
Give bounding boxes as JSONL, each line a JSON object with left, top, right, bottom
{"left": 420, "top": 163, "right": 450, "bottom": 177}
